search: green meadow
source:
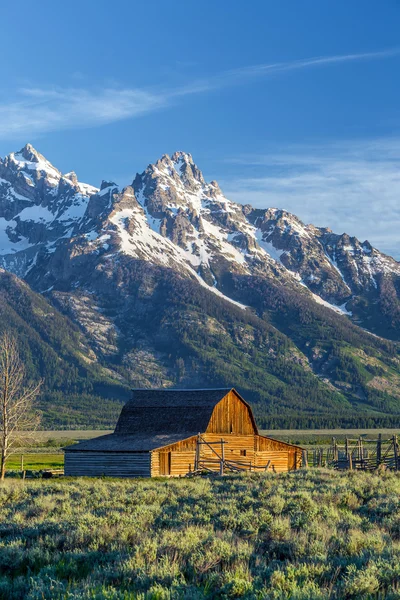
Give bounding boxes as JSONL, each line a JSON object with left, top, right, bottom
{"left": 5, "top": 453, "right": 63, "bottom": 471}
{"left": 0, "top": 470, "right": 399, "bottom": 599}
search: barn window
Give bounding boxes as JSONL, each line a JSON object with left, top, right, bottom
{"left": 240, "top": 449, "right": 247, "bottom": 457}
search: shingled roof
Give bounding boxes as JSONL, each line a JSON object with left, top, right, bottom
{"left": 66, "top": 388, "right": 233, "bottom": 453}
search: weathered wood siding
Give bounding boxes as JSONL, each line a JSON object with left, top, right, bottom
{"left": 202, "top": 433, "right": 255, "bottom": 467}
{"left": 151, "top": 436, "right": 197, "bottom": 477}
{"left": 255, "top": 435, "right": 302, "bottom": 472}
{"left": 64, "top": 452, "right": 151, "bottom": 477}
{"left": 150, "top": 432, "right": 302, "bottom": 476}
{"left": 206, "top": 390, "right": 256, "bottom": 435}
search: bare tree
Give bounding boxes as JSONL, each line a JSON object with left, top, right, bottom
{"left": 0, "top": 333, "right": 42, "bottom": 480}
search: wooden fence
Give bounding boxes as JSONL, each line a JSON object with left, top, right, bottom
{"left": 302, "top": 434, "right": 400, "bottom": 471}
{"left": 191, "top": 434, "right": 271, "bottom": 475}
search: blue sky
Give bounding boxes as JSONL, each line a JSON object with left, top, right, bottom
{"left": 1, "top": 1, "right": 400, "bottom": 256}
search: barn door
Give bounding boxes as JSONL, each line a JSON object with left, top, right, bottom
{"left": 288, "top": 450, "right": 297, "bottom": 471}
{"left": 160, "top": 452, "right": 171, "bottom": 475}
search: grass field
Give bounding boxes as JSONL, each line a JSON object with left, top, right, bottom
{"left": 0, "top": 470, "right": 399, "bottom": 599}
{"left": 31, "top": 430, "right": 113, "bottom": 441}
{"left": 5, "top": 431, "right": 113, "bottom": 472}
{"left": 30, "top": 428, "right": 400, "bottom": 438}
{"left": 5, "top": 453, "right": 63, "bottom": 471}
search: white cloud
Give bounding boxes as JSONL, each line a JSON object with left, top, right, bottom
{"left": 0, "top": 87, "right": 166, "bottom": 138}
{"left": 221, "top": 139, "right": 400, "bottom": 259}
{"left": 0, "top": 47, "right": 398, "bottom": 139}
{"left": 171, "top": 47, "right": 400, "bottom": 97}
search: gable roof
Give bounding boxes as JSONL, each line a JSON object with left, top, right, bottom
{"left": 114, "top": 388, "right": 232, "bottom": 435}
{"left": 66, "top": 388, "right": 233, "bottom": 453}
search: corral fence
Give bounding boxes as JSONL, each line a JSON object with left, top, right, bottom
{"left": 302, "top": 434, "right": 400, "bottom": 471}
{"left": 189, "top": 434, "right": 272, "bottom": 476}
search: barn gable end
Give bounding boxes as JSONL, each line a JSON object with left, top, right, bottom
{"left": 206, "top": 389, "right": 257, "bottom": 435}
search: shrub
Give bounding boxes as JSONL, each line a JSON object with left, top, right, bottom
{"left": 0, "top": 471, "right": 398, "bottom": 598}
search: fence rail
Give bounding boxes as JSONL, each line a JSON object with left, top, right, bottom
{"left": 303, "top": 434, "right": 400, "bottom": 471}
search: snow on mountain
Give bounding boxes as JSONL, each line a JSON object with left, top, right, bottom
{"left": 130, "top": 152, "right": 287, "bottom": 275}
{"left": 129, "top": 152, "right": 400, "bottom": 311}
{"left": 1, "top": 144, "right": 400, "bottom": 333}
{"left": 0, "top": 144, "right": 98, "bottom": 275}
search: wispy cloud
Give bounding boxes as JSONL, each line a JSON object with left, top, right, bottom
{"left": 221, "top": 139, "right": 400, "bottom": 259}
{"left": 0, "top": 47, "right": 399, "bottom": 139}
{"left": 182, "top": 47, "right": 400, "bottom": 93}
{"left": 0, "top": 87, "right": 166, "bottom": 138}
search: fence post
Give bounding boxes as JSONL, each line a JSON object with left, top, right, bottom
{"left": 195, "top": 433, "right": 200, "bottom": 471}
{"left": 358, "top": 437, "right": 365, "bottom": 469}
{"left": 394, "top": 435, "right": 399, "bottom": 472}
{"left": 302, "top": 449, "right": 308, "bottom": 468}
{"left": 220, "top": 439, "right": 224, "bottom": 476}
{"left": 377, "top": 433, "right": 382, "bottom": 467}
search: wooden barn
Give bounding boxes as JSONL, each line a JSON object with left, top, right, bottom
{"left": 64, "top": 388, "right": 302, "bottom": 477}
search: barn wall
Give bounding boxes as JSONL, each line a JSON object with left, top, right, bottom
{"left": 255, "top": 435, "right": 302, "bottom": 472}
{"left": 256, "top": 435, "right": 298, "bottom": 452}
{"left": 202, "top": 433, "right": 256, "bottom": 469}
{"left": 151, "top": 432, "right": 301, "bottom": 476}
{"left": 64, "top": 452, "right": 151, "bottom": 477}
{"left": 206, "top": 391, "right": 256, "bottom": 435}
{"left": 151, "top": 450, "right": 160, "bottom": 477}
{"left": 151, "top": 436, "right": 197, "bottom": 477}
{"left": 152, "top": 449, "right": 197, "bottom": 477}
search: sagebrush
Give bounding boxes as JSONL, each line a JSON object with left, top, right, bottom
{"left": 0, "top": 470, "right": 400, "bottom": 598}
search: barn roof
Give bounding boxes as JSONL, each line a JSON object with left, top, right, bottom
{"left": 115, "top": 388, "right": 232, "bottom": 435}
{"left": 65, "top": 433, "right": 196, "bottom": 452}
{"left": 66, "top": 388, "right": 234, "bottom": 453}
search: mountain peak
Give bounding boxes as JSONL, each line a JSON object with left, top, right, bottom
{"left": 5, "top": 143, "right": 62, "bottom": 182}
{"left": 17, "top": 143, "right": 45, "bottom": 163}
{"left": 171, "top": 150, "right": 194, "bottom": 165}
{"left": 100, "top": 180, "right": 118, "bottom": 191}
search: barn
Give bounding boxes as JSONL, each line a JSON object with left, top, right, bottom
{"left": 64, "top": 388, "right": 302, "bottom": 477}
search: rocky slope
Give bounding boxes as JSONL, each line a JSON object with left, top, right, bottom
{"left": 0, "top": 144, "right": 399, "bottom": 427}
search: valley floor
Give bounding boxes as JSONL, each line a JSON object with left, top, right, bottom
{"left": 0, "top": 470, "right": 399, "bottom": 599}
{"left": 7, "top": 428, "right": 399, "bottom": 473}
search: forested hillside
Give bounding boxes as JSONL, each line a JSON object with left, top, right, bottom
{"left": 45, "top": 258, "right": 400, "bottom": 428}
{"left": 0, "top": 270, "right": 129, "bottom": 427}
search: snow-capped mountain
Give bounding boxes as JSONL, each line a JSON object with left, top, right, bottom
{"left": 129, "top": 152, "right": 400, "bottom": 308}
{"left": 1, "top": 144, "right": 400, "bottom": 427}
{"left": 0, "top": 144, "right": 98, "bottom": 275}
{"left": 1, "top": 144, "right": 400, "bottom": 337}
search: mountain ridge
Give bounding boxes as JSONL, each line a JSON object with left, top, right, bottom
{"left": 0, "top": 143, "right": 399, "bottom": 427}
{"left": 2, "top": 144, "right": 399, "bottom": 332}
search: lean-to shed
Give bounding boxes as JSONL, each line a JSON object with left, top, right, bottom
{"left": 64, "top": 388, "right": 302, "bottom": 477}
